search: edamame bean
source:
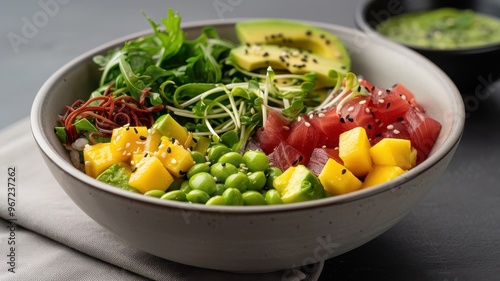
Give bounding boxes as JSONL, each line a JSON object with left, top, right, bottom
{"left": 206, "top": 195, "right": 225, "bottom": 206}
{"left": 225, "top": 172, "right": 249, "bottom": 193}
{"left": 243, "top": 150, "right": 269, "bottom": 172}
{"left": 187, "top": 163, "right": 210, "bottom": 179}
{"left": 265, "top": 166, "right": 283, "bottom": 189}
{"left": 265, "top": 189, "right": 282, "bottom": 205}
{"left": 218, "top": 152, "right": 244, "bottom": 168}
{"left": 247, "top": 171, "right": 267, "bottom": 191}
{"left": 222, "top": 187, "right": 244, "bottom": 206}
{"left": 161, "top": 190, "right": 187, "bottom": 202}
{"left": 208, "top": 144, "right": 231, "bottom": 163}
{"left": 186, "top": 190, "right": 210, "bottom": 204}
{"left": 180, "top": 180, "right": 192, "bottom": 194}
{"left": 189, "top": 172, "right": 216, "bottom": 195}
{"left": 190, "top": 151, "right": 206, "bottom": 164}
{"left": 144, "top": 189, "right": 165, "bottom": 198}
{"left": 242, "top": 190, "right": 266, "bottom": 205}
{"left": 215, "top": 183, "right": 228, "bottom": 196}
{"left": 210, "top": 162, "right": 238, "bottom": 183}
{"left": 167, "top": 177, "right": 185, "bottom": 191}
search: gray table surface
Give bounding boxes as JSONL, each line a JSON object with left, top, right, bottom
{"left": 1, "top": 1, "right": 500, "bottom": 280}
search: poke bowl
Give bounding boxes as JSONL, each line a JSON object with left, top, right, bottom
{"left": 355, "top": 0, "right": 500, "bottom": 92}
{"left": 31, "top": 15, "right": 465, "bottom": 273}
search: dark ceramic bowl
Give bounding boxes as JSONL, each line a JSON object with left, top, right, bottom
{"left": 355, "top": 0, "right": 500, "bottom": 92}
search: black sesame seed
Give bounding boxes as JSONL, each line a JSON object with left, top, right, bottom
{"left": 357, "top": 86, "right": 362, "bottom": 92}
{"left": 341, "top": 169, "right": 346, "bottom": 175}
{"left": 397, "top": 117, "right": 404, "bottom": 121}
{"left": 144, "top": 152, "right": 149, "bottom": 157}
{"left": 341, "top": 65, "right": 346, "bottom": 69}
{"left": 340, "top": 117, "right": 345, "bottom": 124}
{"left": 375, "top": 133, "right": 382, "bottom": 138}
{"left": 167, "top": 147, "right": 172, "bottom": 153}
{"left": 325, "top": 39, "right": 330, "bottom": 45}
{"left": 192, "top": 138, "right": 198, "bottom": 143}
{"left": 245, "top": 43, "right": 251, "bottom": 47}
{"left": 292, "top": 159, "right": 299, "bottom": 166}
{"left": 347, "top": 117, "right": 354, "bottom": 123}
{"left": 312, "top": 58, "right": 318, "bottom": 63}
{"left": 221, "top": 162, "right": 226, "bottom": 167}
{"left": 320, "top": 34, "right": 325, "bottom": 39}
{"left": 179, "top": 170, "right": 186, "bottom": 176}
{"left": 139, "top": 135, "right": 147, "bottom": 140}
{"left": 386, "top": 102, "right": 391, "bottom": 109}
{"left": 367, "top": 124, "right": 372, "bottom": 130}
{"left": 131, "top": 167, "right": 137, "bottom": 173}
{"left": 306, "top": 30, "right": 312, "bottom": 36}
{"left": 134, "top": 128, "right": 138, "bottom": 134}
{"left": 263, "top": 52, "right": 269, "bottom": 57}
{"left": 126, "top": 127, "right": 130, "bottom": 131}
{"left": 298, "top": 155, "right": 303, "bottom": 162}
{"left": 171, "top": 138, "right": 176, "bottom": 144}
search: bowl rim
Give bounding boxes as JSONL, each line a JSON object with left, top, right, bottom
{"left": 31, "top": 18, "right": 465, "bottom": 214}
{"left": 354, "top": 0, "right": 500, "bottom": 54}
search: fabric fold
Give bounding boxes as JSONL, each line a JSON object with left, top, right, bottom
{"left": 0, "top": 118, "right": 323, "bottom": 281}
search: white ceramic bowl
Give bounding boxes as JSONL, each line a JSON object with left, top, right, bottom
{"left": 31, "top": 19, "right": 465, "bottom": 273}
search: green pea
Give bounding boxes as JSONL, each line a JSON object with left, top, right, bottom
{"left": 247, "top": 171, "right": 267, "bottom": 191}
{"left": 161, "top": 190, "right": 187, "bottom": 202}
{"left": 180, "top": 180, "right": 192, "bottom": 194}
{"left": 225, "top": 172, "right": 249, "bottom": 193}
{"left": 265, "top": 166, "right": 283, "bottom": 189}
{"left": 189, "top": 172, "right": 216, "bottom": 195}
{"left": 186, "top": 190, "right": 210, "bottom": 204}
{"left": 191, "top": 151, "right": 206, "bottom": 164}
{"left": 187, "top": 163, "right": 210, "bottom": 179}
{"left": 242, "top": 190, "right": 266, "bottom": 205}
{"left": 215, "top": 183, "right": 228, "bottom": 196}
{"left": 218, "top": 152, "right": 244, "bottom": 168}
{"left": 265, "top": 189, "right": 282, "bottom": 205}
{"left": 208, "top": 144, "right": 231, "bottom": 163}
{"left": 222, "top": 187, "right": 244, "bottom": 206}
{"left": 243, "top": 150, "right": 269, "bottom": 172}
{"left": 210, "top": 162, "right": 238, "bottom": 183}
{"left": 144, "top": 189, "right": 165, "bottom": 198}
{"left": 206, "top": 195, "right": 225, "bottom": 206}
{"left": 167, "top": 177, "right": 184, "bottom": 191}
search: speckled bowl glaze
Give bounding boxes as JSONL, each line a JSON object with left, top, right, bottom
{"left": 31, "top": 19, "right": 465, "bottom": 273}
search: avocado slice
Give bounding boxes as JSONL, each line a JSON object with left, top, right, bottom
{"left": 230, "top": 44, "right": 347, "bottom": 88}
{"left": 235, "top": 19, "right": 350, "bottom": 69}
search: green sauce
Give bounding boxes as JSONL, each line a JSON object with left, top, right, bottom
{"left": 377, "top": 8, "right": 500, "bottom": 49}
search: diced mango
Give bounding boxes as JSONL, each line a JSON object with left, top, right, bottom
{"left": 144, "top": 130, "right": 162, "bottom": 153}
{"left": 362, "top": 165, "right": 406, "bottom": 188}
{"left": 128, "top": 156, "right": 174, "bottom": 193}
{"left": 192, "top": 136, "right": 211, "bottom": 154}
{"left": 110, "top": 126, "right": 148, "bottom": 161}
{"left": 318, "top": 158, "right": 363, "bottom": 195}
{"left": 369, "top": 138, "right": 413, "bottom": 170}
{"left": 153, "top": 114, "right": 190, "bottom": 146}
{"left": 273, "top": 166, "right": 296, "bottom": 193}
{"left": 83, "top": 142, "right": 121, "bottom": 178}
{"left": 410, "top": 147, "right": 417, "bottom": 168}
{"left": 338, "top": 127, "right": 372, "bottom": 177}
{"left": 156, "top": 137, "right": 195, "bottom": 178}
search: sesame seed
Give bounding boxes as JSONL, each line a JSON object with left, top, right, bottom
{"left": 125, "top": 142, "right": 131, "bottom": 149}
{"left": 122, "top": 151, "right": 127, "bottom": 156}
{"left": 386, "top": 102, "right": 391, "bottom": 109}
{"left": 322, "top": 145, "right": 326, "bottom": 149}
{"left": 365, "top": 108, "right": 370, "bottom": 114}
{"left": 340, "top": 117, "right": 345, "bottom": 124}
{"left": 171, "top": 158, "right": 177, "bottom": 164}
{"left": 283, "top": 126, "right": 290, "bottom": 130}
{"left": 378, "top": 99, "right": 385, "bottom": 103}
{"left": 318, "top": 113, "right": 325, "bottom": 117}
{"left": 84, "top": 161, "right": 91, "bottom": 166}
{"left": 167, "top": 147, "right": 172, "bottom": 153}
{"left": 139, "top": 135, "right": 147, "bottom": 140}
{"left": 393, "top": 129, "right": 400, "bottom": 135}
{"left": 144, "top": 152, "right": 148, "bottom": 157}
{"left": 387, "top": 124, "right": 394, "bottom": 130}
{"left": 359, "top": 100, "right": 367, "bottom": 105}
{"left": 297, "top": 116, "right": 302, "bottom": 122}
{"left": 161, "top": 152, "right": 167, "bottom": 158}
{"left": 400, "top": 94, "right": 407, "bottom": 100}
{"left": 377, "top": 90, "right": 383, "bottom": 96}
{"left": 158, "top": 144, "right": 165, "bottom": 150}
{"left": 347, "top": 106, "right": 354, "bottom": 112}
{"left": 341, "top": 169, "right": 346, "bottom": 175}
{"left": 133, "top": 128, "right": 138, "bottom": 134}
{"left": 115, "top": 135, "right": 121, "bottom": 142}
{"left": 305, "top": 122, "right": 311, "bottom": 127}
{"left": 131, "top": 167, "right": 137, "bottom": 173}
{"left": 309, "top": 113, "right": 314, "bottom": 119}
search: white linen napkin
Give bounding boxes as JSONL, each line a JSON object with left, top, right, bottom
{"left": 0, "top": 117, "right": 324, "bottom": 281}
